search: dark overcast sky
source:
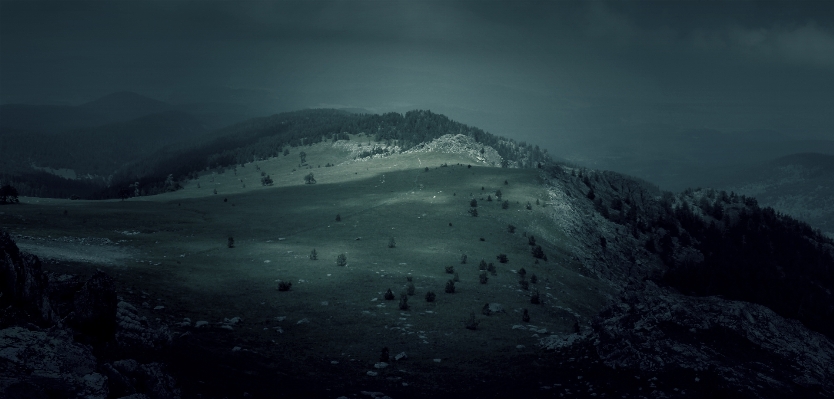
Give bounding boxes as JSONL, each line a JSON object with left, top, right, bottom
{"left": 2, "top": 0, "right": 833, "bottom": 158}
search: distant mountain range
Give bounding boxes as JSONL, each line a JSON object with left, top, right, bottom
{"left": 718, "top": 153, "right": 834, "bottom": 237}
{"left": 0, "top": 91, "right": 259, "bottom": 134}
{"left": 567, "top": 127, "right": 834, "bottom": 193}
{"left": 2, "top": 96, "right": 832, "bottom": 237}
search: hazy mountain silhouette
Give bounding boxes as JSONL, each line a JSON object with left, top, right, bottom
{"left": 78, "top": 91, "right": 171, "bottom": 122}
{"left": 1, "top": 91, "right": 172, "bottom": 134}
{"left": 0, "top": 110, "right": 206, "bottom": 182}
{"left": 570, "top": 127, "right": 834, "bottom": 192}
{"left": 0, "top": 103, "right": 105, "bottom": 134}
{"left": 718, "top": 152, "right": 834, "bottom": 236}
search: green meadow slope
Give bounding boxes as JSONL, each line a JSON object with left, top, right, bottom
{"left": 3, "top": 136, "right": 611, "bottom": 397}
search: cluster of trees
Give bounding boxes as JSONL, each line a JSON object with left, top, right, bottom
{"left": 100, "top": 109, "right": 550, "bottom": 199}
{"left": 5, "top": 108, "right": 552, "bottom": 200}
{"left": 564, "top": 165, "right": 834, "bottom": 339}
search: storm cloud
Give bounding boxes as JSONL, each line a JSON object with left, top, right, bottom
{"left": 2, "top": 0, "right": 833, "bottom": 164}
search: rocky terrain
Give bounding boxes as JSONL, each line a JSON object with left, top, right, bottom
{"left": 535, "top": 164, "right": 834, "bottom": 398}
{"left": 0, "top": 231, "right": 180, "bottom": 399}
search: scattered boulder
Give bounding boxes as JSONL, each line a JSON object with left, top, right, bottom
{"left": 541, "top": 281, "right": 834, "bottom": 397}
{"left": 0, "top": 326, "right": 106, "bottom": 398}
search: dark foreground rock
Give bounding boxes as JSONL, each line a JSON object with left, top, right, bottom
{"left": 0, "top": 230, "right": 57, "bottom": 326}
{"left": 542, "top": 281, "right": 834, "bottom": 398}
{"left": 0, "top": 230, "right": 180, "bottom": 399}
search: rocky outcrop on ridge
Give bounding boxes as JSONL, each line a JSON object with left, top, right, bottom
{"left": 404, "top": 134, "right": 506, "bottom": 166}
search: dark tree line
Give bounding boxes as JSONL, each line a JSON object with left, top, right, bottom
{"left": 555, "top": 165, "right": 834, "bottom": 339}
{"left": 5, "top": 108, "right": 551, "bottom": 199}
{"left": 98, "top": 109, "right": 551, "bottom": 199}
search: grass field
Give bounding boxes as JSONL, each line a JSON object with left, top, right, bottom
{"left": 1, "top": 138, "right": 612, "bottom": 397}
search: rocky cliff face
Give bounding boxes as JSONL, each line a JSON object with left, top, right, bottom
{"left": 0, "top": 230, "right": 179, "bottom": 399}
{"left": 0, "top": 231, "right": 56, "bottom": 326}
{"left": 538, "top": 166, "right": 834, "bottom": 398}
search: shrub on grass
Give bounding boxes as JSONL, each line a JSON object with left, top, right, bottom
{"left": 465, "top": 312, "right": 479, "bottom": 330}
{"left": 522, "top": 309, "right": 530, "bottom": 322}
{"left": 502, "top": 200, "right": 509, "bottom": 209}
{"left": 487, "top": 195, "right": 492, "bottom": 202}
{"left": 530, "top": 289, "right": 540, "bottom": 304}
{"left": 482, "top": 303, "right": 492, "bottom": 316}
{"left": 530, "top": 274, "right": 537, "bottom": 284}
{"left": 309, "top": 249, "right": 317, "bottom": 260}
{"left": 519, "top": 280, "right": 529, "bottom": 290}
{"left": 384, "top": 288, "right": 395, "bottom": 300}
{"left": 497, "top": 254, "right": 508, "bottom": 263}
{"left": 479, "top": 272, "right": 488, "bottom": 284}
{"left": 304, "top": 173, "right": 316, "bottom": 184}
{"left": 227, "top": 237, "right": 235, "bottom": 248}
{"left": 406, "top": 276, "right": 413, "bottom": 282}
{"left": 425, "top": 291, "right": 436, "bottom": 302}
{"left": 407, "top": 282, "right": 415, "bottom": 296}
{"left": 445, "top": 265, "right": 455, "bottom": 274}
{"left": 469, "top": 208, "right": 478, "bottom": 217}
{"left": 278, "top": 281, "right": 292, "bottom": 291}
{"left": 487, "top": 263, "right": 497, "bottom": 276}
{"left": 445, "top": 280, "right": 456, "bottom": 293}
{"left": 495, "top": 189, "right": 502, "bottom": 200}
{"left": 507, "top": 224, "right": 516, "bottom": 233}
{"left": 336, "top": 253, "right": 347, "bottom": 267}
{"left": 398, "top": 293, "right": 409, "bottom": 310}
{"left": 460, "top": 254, "right": 467, "bottom": 264}
{"left": 479, "top": 259, "right": 487, "bottom": 270}
{"left": 453, "top": 272, "right": 460, "bottom": 282}
{"left": 532, "top": 245, "right": 546, "bottom": 260}
{"left": 526, "top": 202, "right": 532, "bottom": 210}
{"left": 518, "top": 267, "right": 527, "bottom": 278}
{"left": 528, "top": 235, "right": 536, "bottom": 246}
{"left": 336, "top": 214, "right": 341, "bottom": 222}
{"left": 388, "top": 237, "right": 396, "bottom": 248}
{"left": 470, "top": 198, "right": 478, "bottom": 207}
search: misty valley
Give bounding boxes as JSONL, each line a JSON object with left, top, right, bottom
{"left": 1, "top": 95, "right": 833, "bottom": 399}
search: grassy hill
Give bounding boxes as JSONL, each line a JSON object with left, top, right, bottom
{"left": 3, "top": 110, "right": 833, "bottom": 397}
{"left": 2, "top": 139, "right": 607, "bottom": 397}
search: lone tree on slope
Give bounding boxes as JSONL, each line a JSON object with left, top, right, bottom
{"left": 299, "top": 151, "right": 307, "bottom": 164}
{"left": 304, "top": 173, "right": 316, "bottom": 184}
